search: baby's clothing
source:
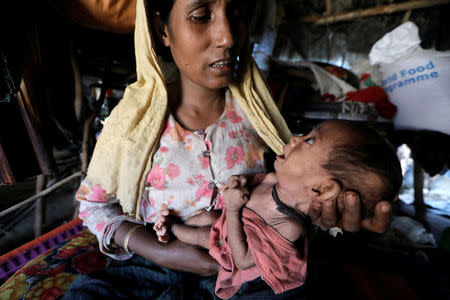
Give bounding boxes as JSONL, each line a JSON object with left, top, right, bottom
{"left": 76, "top": 91, "right": 269, "bottom": 258}
{"left": 209, "top": 207, "right": 308, "bottom": 299}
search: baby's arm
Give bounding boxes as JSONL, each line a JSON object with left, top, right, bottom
{"left": 171, "top": 223, "right": 211, "bottom": 249}
{"left": 224, "top": 175, "right": 255, "bottom": 270}
{"left": 154, "top": 205, "right": 218, "bottom": 249}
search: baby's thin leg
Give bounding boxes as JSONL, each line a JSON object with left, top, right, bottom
{"left": 172, "top": 224, "right": 211, "bottom": 249}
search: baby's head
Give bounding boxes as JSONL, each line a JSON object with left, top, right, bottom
{"left": 275, "top": 120, "right": 403, "bottom": 218}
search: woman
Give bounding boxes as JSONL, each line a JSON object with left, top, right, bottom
{"left": 64, "top": 0, "right": 392, "bottom": 298}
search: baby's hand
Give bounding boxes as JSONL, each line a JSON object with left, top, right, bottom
{"left": 153, "top": 204, "right": 172, "bottom": 243}
{"left": 225, "top": 175, "right": 248, "bottom": 189}
{"left": 224, "top": 175, "right": 250, "bottom": 213}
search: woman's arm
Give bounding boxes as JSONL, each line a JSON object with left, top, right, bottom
{"left": 114, "top": 221, "right": 220, "bottom": 276}
{"left": 77, "top": 180, "right": 219, "bottom": 275}
{"left": 76, "top": 180, "right": 138, "bottom": 259}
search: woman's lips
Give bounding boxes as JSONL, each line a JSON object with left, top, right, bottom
{"left": 210, "top": 58, "right": 233, "bottom": 67}
{"left": 209, "top": 59, "right": 234, "bottom": 73}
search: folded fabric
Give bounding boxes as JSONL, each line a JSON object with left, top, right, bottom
{"left": 209, "top": 207, "right": 307, "bottom": 299}
{"left": 345, "top": 86, "right": 397, "bottom": 118}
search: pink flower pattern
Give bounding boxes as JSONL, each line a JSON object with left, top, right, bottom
{"left": 78, "top": 208, "right": 88, "bottom": 219}
{"left": 226, "top": 111, "right": 243, "bottom": 123}
{"left": 162, "top": 122, "right": 172, "bottom": 137}
{"left": 196, "top": 181, "right": 213, "bottom": 201}
{"left": 199, "top": 156, "right": 210, "bottom": 169}
{"left": 95, "top": 220, "right": 107, "bottom": 233}
{"left": 225, "top": 145, "right": 245, "bottom": 170}
{"left": 149, "top": 196, "right": 155, "bottom": 207}
{"left": 146, "top": 164, "right": 166, "bottom": 190}
{"left": 90, "top": 185, "right": 108, "bottom": 202}
{"left": 167, "top": 163, "right": 180, "bottom": 180}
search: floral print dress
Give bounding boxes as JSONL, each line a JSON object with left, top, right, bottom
{"left": 75, "top": 90, "right": 269, "bottom": 259}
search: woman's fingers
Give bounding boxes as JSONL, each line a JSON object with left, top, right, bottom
{"left": 308, "top": 192, "right": 392, "bottom": 233}
{"left": 361, "top": 201, "right": 391, "bottom": 233}
{"left": 308, "top": 201, "right": 322, "bottom": 224}
{"left": 340, "top": 192, "right": 361, "bottom": 232}
{"left": 320, "top": 199, "right": 338, "bottom": 227}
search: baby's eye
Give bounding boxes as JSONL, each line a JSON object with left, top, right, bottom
{"left": 305, "top": 137, "right": 315, "bottom": 145}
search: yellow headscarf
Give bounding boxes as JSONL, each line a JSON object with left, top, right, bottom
{"left": 86, "top": 0, "right": 292, "bottom": 218}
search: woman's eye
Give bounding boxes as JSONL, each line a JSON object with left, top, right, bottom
{"left": 305, "top": 137, "right": 315, "bottom": 145}
{"left": 191, "top": 14, "right": 210, "bottom": 22}
{"left": 190, "top": 9, "right": 211, "bottom": 23}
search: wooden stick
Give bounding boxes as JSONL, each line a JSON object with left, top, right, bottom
{"left": 299, "top": 0, "right": 450, "bottom": 24}
{"left": 413, "top": 159, "right": 426, "bottom": 222}
{"left": 0, "top": 171, "right": 82, "bottom": 218}
{"left": 34, "top": 174, "right": 47, "bottom": 238}
{"left": 325, "top": 0, "right": 333, "bottom": 15}
{"left": 71, "top": 51, "right": 83, "bottom": 122}
{"left": 0, "top": 144, "right": 15, "bottom": 185}
{"left": 402, "top": 10, "right": 412, "bottom": 23}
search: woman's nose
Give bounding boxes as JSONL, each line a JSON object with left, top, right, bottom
{"left": 213, "top": 14, "right": 234, "bottom": 48}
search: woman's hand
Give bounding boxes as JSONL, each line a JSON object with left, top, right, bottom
{"left": 308, "top": 191, "right": 392, "bottom": 233}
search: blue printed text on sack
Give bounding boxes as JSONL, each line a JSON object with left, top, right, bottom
{"left": 382, "top": 61, "right": 439, "bottom": 94}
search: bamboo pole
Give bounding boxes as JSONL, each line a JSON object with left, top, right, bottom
{"left": 325, "top": 0, "right": 332, "bottom": 15}
{"left": 413, "top": 160, "right": 426, "bottom": 222}
{"left": 34, "top": 174, "right": 47, "bottom": 238}
{"left": 299, "top": 0, "right": 450, "bottom": 25}
{"left": 0, "top": 171, "right": 82, "bottom": 218}
{"left": 402, "top": 10, "right": 412, "bottom": 23}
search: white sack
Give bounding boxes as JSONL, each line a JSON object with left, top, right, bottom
{"left": 369, "top": 22, "right": 450, "bottom": 135}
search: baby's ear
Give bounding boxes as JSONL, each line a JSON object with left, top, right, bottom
{"left": 310, "top": 179, "right": 341, "bottom": 203}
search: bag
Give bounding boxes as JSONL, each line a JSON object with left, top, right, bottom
{"left": 369, "top": 22, "right": 450, "bottom": 135}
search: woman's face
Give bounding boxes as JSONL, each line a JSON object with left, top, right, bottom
{"left": 161, "top": 0, "right": 247, "bottom": 91}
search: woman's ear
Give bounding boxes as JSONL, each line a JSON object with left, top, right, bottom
{"left": 310, "top": 179, "right": 341, "bottom": 203}
{"left": 153, "top": 13, "right": 170, "bottom": 47}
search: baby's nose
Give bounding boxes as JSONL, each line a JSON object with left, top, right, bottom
{"left": 290, "top": 136, "right": 304, "bottom": 145}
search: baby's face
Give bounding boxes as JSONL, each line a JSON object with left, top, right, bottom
{"left": 275, "top": 122, "right": 333, "bottom": 193}
{"left": 274, "top": 121, "right": 353, "bottom": 196}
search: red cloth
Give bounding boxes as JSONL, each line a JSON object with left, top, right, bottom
{"left": 209, "top": 207, "right": 307, "bottom": 299}
{"left": 345, "top": 86, "right": 397, "bottom": 118}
